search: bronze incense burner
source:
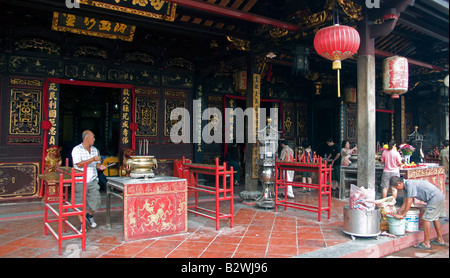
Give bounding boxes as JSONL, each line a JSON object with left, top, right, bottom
{"left": 128, "top": 156, "right": 158, "bottom": 179}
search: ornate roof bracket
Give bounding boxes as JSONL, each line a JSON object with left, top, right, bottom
{"left": 325, "top": 0, "right": 363, "bottom": 21}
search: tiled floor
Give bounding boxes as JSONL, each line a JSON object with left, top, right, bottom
{"left": 383, "top": 233, "right": 449, "bottom": 258}
{"left": 0, "top": 185, "right": 448, "bottom": 258}
{"left": 0, "top": 186, "right": 351, "bottom": 258}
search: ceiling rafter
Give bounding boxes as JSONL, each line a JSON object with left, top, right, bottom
{"left": 164, "top": 0, "right": 300, "bottom": 31}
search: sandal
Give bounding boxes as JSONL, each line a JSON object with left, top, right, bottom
{"left": 430, "top": 239, "right": 448, "bottom": 246}
{"left": 413, "top": 242, "right": 432, "bottom": 250}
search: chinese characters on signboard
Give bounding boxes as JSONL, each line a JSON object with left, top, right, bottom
{"left": 52, "top": 12, "right": 136, "bottom": 42}
{"left": 252, "top": 74, "right": 261, "bottom": 179}
{"left": 121, "top": 88, "right": 131, "bottom": 146}
{"left": 47, "top": 83, "right": 59, "bottom": 146}
{"left": 79, "top": 0, "right": 177, "bottom": 22}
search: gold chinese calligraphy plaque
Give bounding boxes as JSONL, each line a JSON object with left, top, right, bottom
{"left": 79, "top": 0, "right": 177, "bottom": 22}
{"left": 52, "top": 12, "right": 136, "bottom": 42}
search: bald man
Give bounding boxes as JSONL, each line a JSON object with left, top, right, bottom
{"left": 72, "top": 130, "right": 106, "bottom": 232}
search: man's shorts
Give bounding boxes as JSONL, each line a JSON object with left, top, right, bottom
{"left": 381, "top": 171, "right": 399, "bottom": 189}
{"left": 422, "top": 201, "right": 447, "bottom": 222}
{"left": 75, "top": 179, "right": 101, "bottom": 211}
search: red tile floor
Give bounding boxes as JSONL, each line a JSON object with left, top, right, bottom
{"left": 0, "top": 185, "right": 448, "bottom": 258}
{"left": 0, "top": 186, "right": 352, "bottom": 258}
{"left": 383, "top": 233, "right": 449, "bottom": 258}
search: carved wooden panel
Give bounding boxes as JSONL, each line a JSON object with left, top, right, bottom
{"left": 0, "top": 162, "right": 39, "bottom": 200}
{"left": 283, "top": 102, "right": 294, "bottom": 139}
{"left": 206, "top": 95, "right": 223, "bottom": 139}
{"left": 297, "top": 102, "right": 307, "bottom": 140}
{"left": 163, "top": 90, "right": 187, "bottom": 143}
{"left": 135, "top": 88, "right": 158, "bottom": 139}
{"left": 346, "top": 104, "right": 357, "bottom": 142}
{"left": 153, "top": 159, "right": 174, "bottom": 176}
{"left": 9, "top": 87, "right": 42, "bottom": 136}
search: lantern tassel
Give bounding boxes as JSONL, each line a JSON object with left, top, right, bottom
{"left": 337, "top": 69, "right": 341, "bottom": 98}
{"left": 333, "top": 60, "right": 342, "bottom": 98}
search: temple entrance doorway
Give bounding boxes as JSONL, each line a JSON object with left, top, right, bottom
{"left": 58, "top": 84, "right": 121, "bottom": 164}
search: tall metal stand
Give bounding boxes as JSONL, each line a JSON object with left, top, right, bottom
{"left": 255, "top": 119, "right": 280, "bottom": 209}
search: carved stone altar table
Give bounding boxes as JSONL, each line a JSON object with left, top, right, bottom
{"left": 106, "top": 176, "right": 187, "bottom": 241}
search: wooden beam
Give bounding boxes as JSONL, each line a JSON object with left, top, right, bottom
{"left": 164, "top": 0, "right": 300, "bottom": 31}
{"left": 398, "top": 15, "right": 449, "bottom": 43}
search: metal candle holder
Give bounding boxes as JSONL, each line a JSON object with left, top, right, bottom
{"left": 255, "top": 119, "right": 280, "bottom": 209}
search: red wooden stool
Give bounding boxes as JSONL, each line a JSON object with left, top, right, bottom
{"left": 40, "top": 163, "right": 87, "bottom": 255}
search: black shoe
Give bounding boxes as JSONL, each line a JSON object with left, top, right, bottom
{"left": 78, "top": 223, "right": 86, "bottom": 234}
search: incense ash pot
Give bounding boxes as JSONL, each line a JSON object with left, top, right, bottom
{"left": 128, "top": 156, "right": 158, "bottom": 179}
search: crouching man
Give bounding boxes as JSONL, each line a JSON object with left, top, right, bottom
{"left": 390, "top": 176, "right": 447, "bottom": 250}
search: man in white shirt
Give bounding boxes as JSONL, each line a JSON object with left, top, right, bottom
{"left": 72, "top": 130, "right": 106, "bottom": 231}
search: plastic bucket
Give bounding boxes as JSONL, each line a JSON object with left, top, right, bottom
{"left": 387, "top": 215, "right": 405, "bottom": 235}
{"left": 405, "top": 209, "right": 420, "bottom": 232}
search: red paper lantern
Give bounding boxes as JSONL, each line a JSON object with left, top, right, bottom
{"left": 314, "top": 24, "right": 360, "bottom": 70}
{"left": 382, "top": 56, "right": 408, "bottom": 99}
{"left": 314, "top": 24, "right": 360, "bottom": 97}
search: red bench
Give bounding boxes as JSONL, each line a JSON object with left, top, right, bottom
{"left": 182, "top": 156, "right": 234, "bottom": 230}
{"left": 275, "top": 154, "right": 332, "bottom": 221}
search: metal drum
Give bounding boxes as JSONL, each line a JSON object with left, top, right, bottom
{"left": 343, "top": 205, "right": 380, "bottom": 239}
